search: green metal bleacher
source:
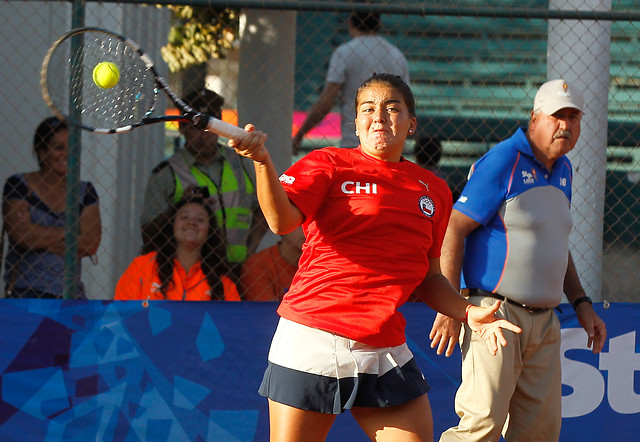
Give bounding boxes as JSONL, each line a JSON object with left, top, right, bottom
{"left": 294, "top": 6, "right": 640, "bottom": 245}
{"left": 295, "top": 8, "right": 640, "bottom": 143}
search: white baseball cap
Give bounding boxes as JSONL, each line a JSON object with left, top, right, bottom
{"left": 533, "top": 79, "right": 583, "bottom": 115}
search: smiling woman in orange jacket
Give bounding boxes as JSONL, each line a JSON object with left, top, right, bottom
{"left": 115, "top": 197, "right": 240, "bottom": 301}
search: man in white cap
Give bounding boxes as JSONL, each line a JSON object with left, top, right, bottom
{"left": 430, "top": 79, "right": 607, "bottom": 441}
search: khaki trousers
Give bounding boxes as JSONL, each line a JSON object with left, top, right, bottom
{"left": 440, "top": 296, "right": 562, "bottom": 442}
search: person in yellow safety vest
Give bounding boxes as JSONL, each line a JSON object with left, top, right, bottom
{"left": 140, "top": 89, "right": 268, "bottom": 281}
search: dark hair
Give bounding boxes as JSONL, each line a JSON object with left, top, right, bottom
{"left": 355, "top": 73, "right": 416, "bottom": 118}
{"left": 414, "top": 135, "right": 442, "bottom": 167}
{"left": 156, "top": 196, "right": 229, "bottom": 300}
{"left": 182, "top": 89, "right": 225, "bottom": 120}
{"left": 33, "top": 116, "right": 67, "bottom": 168}
{"left": 349, "top": 10, "right": 381, "bottom": 32}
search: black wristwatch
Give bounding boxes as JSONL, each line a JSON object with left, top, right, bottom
{"left": 572, "top": 296, "right": 593, "bottom": 311}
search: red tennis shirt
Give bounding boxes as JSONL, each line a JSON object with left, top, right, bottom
{"left": 276, "top": 147, "right": 452, "bottom": 347}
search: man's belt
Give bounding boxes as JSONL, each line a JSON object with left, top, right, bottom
{"left": 461, "top": 288, "right": 551, "bottom": 314}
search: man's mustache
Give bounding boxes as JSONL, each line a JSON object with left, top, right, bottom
{"left": 553, "top": 129, "right": 572, "bottom": 140}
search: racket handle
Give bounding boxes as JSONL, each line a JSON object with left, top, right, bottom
{"left": 199, "top": 115, "right": 247, "bottom": 139}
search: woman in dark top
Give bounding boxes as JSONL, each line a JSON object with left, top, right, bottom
{"left": 2, "top": 116, "right": 101, "bottom": 298}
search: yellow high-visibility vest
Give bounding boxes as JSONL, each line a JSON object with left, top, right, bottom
{"left": 168, "top": 152, "right": 255, "bottom": 264}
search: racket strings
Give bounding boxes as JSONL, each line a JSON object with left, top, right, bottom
{"left": 44, "top": 30, "right": 157, "bottom": 130}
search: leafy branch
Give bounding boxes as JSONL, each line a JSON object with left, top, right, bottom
{"left": 160, "top": 6, "right": 239, "bottom": 73}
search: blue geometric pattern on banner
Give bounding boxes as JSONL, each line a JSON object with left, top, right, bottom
{"left": 0, "top": 299, "right": 636, "bottom": 441}
{"left": 196, "top": 313, "right": 224, "bottom": 361}
{"left": 148, "top": 305, "right": 172, "bottom": 336}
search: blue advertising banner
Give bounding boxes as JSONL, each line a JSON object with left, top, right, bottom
{"left": 0, "top": 300, "right": 636, "bottom": 441}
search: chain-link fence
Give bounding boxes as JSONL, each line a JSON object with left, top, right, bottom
{"left": 1, "top": 0, "right": 639, "bottom": 302}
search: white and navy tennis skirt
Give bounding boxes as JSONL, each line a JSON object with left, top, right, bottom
{"left": 258, "top": 317, "right": 430, "bottom": 414}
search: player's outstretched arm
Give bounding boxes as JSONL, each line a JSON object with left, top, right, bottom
{"left": 416, "top": 259, "right": 521, "bottom": 356}
{"left": 228, "top": 124, "right": 303, "bottom": 235}
{"left": 465, "top": 300, "right": 522, "bottom": 356}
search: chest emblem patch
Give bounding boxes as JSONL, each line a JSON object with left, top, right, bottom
{"left": 419, "top": 195, "right": 435, "bottom": 217}
{"left": 522, "top": 169, "right": 537, "bottom": 185}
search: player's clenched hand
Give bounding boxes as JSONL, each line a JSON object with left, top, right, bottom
{"left": 467, "top": 301, "right": 522, "bottom": 356}
{"left": 429, "top": 313, "right": 462, "bottom": 357}
{"left": 228, "top": 124, "right": 269, "bottom": 163}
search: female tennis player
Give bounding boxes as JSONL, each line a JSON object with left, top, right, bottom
{"left": 229, "top": 73, "right": 521, "bottom": 441}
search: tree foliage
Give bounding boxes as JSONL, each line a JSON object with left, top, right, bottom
{"left": 161, "top": 6, "right": 239, "bottom": 73}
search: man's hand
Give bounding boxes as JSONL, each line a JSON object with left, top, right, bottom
{"left": 466, "top": 301, "right": 522, "bottom": 356}
{"left": 575, "top": 304, "right": 607, "bottom": 353}
{"left": 429, "top": 313, "right": 462, "bottom": 357}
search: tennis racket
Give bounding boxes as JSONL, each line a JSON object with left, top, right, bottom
{"left": 40, "top": 26, "right": 246, "bottom": 138}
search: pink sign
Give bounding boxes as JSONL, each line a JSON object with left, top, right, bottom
{"left": 292, "top": 111, "right": 341, "bottom": 138}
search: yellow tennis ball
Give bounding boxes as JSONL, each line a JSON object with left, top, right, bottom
{"left": 92, "top": 62, "right": 120, "bottom": 89}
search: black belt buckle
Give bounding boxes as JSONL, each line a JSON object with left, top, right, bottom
{"left": 520, "top": 304, "right": 547, "bottom": 314}
{"left": 464, "top": 288, "right": 549, "bottom": 314}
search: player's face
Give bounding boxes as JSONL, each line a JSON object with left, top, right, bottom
{"left": 174, "top": 203, "right": 210, "bottom": 250}
{"left": 355, "top": 83, "right": 416, "bottom": 162}
{"left": 529, "top": 107, "right": 582, "bottom": 168}
{"left": 40, "top": 128, "right": 69, "bottom": 175}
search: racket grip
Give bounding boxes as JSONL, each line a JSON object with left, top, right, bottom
{"left": 201, "top": 115, "right": 247, "bottom": 139}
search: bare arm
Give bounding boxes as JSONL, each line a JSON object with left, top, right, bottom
{"left": 77, "top": 203, "right": 101, "bottom": 257}
{"left": 564, "top": 252, "right": 607, "bottom": 353}
{"left": 440, "top": 210, "right": 480, "bottom": 288}
{"left": 229, "top": 125, "right": 303, "bottom": 234}
{"left": 3, "top": 198, "right": 101, "bottom": 258}
{"left": 292, "top": 83, "right": 342, "bottom": 154}
{"left": 429, "top": 210, "right": 482, "bottom": 356}
{"left": 413, "top": 258, "right": 470, "bottom": 318}
{"left": 415, "top": 257, "right": 521, "bottom": 356}
{"left": 3, "top": 198, "right": 65, "bottom": 255}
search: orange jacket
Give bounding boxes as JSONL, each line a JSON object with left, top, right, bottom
{"left": 240, "top": 244, "right": 297, "bottom": 301}
{"left": 115, "top": 252, "right": 240, "bottom": 301}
